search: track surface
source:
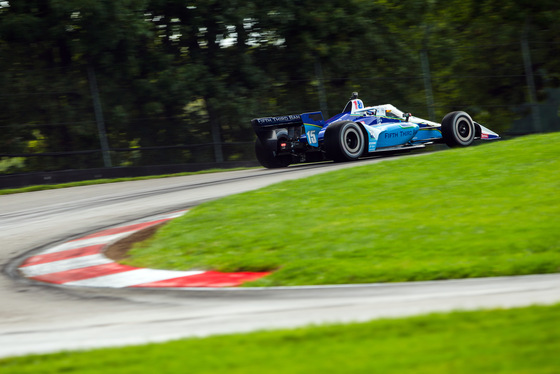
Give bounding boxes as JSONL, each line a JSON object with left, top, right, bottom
{"left": 2, "top": 158, "right": 560, "bottom": 358}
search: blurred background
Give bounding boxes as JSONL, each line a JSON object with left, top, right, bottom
{"left": 1, "top": 0, "right": 559, "bottom": 174}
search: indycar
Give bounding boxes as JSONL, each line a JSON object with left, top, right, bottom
{"left": 251, "top": 93, "right": 500, "bottom": 168}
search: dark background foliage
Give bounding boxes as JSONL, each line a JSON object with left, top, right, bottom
{"left": 1, "top": 0, "right": 558, "bottom": 172}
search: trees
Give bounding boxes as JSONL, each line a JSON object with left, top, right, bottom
{"left": 0, "top": 0, "right": 161, "bottom": 169}
{"left": 422, "top": 0, "right": 560, "bottom": 130}
{"left": 1, "top": 0, "right": 558, "bottom": 173}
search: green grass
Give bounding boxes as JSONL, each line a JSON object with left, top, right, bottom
{"left": 125, "top": 133, "right": 560, "bottom": 286}
{"left": 2, "top": 303, "right": 559, "bottom": 373}
{"left": 0, "top": 167, "right": 253, "bottom": 195}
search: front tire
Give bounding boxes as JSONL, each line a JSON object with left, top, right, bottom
{"left": 324, "top": 121, "right": 366, "bottom": 162}
{"left": 255, "top": 137, "right": 291, "bottom": 168}
{"left": 441, "top": 111, "right": 475, "bottom": 147}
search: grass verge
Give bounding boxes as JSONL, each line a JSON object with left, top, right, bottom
{"left": 125, "top": 133, "right": 560, "bottom": 286}
{"left": 1, "top": 303, "right": 559, "bottom": 373}
{"left": 0, "top": 167, "right": 254, "bottom": 196}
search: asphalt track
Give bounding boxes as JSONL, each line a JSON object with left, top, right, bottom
{"left": 1, "top": 157, "right": 560, "bottom": 358}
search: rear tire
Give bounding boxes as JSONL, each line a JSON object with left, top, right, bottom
{"left": 324, "top": 121, "right": 365, "bottom": 162}
{"left": 255, "top": 137, "right": 291, "bottom": 168}
{"left": 441, "top": 111, "right": 475, "bottom": 147}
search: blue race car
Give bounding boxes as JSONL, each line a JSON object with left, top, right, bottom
{"left": 251, "top": 92, "right": 500, "bottom": 168}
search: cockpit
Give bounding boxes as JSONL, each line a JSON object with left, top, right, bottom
{"left": 354, "top": 104, "right": 406, "bottom": 119}
{"left": 342, "top": 93, "right": 412, "bottom": 121}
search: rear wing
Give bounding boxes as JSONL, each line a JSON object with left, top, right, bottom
{"left": 251, "top": 112, "right": 325, "bottom": 147}
{"left": 251, "top": 112, "right": 324, "bottom": 132}
{"left": 251, "top": 114, "right": 303, "bottom": 132}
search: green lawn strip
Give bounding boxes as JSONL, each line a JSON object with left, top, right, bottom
{"left": 124, "top": 133, "right": 560, "bottom": 286}
{"left": 2, "top": 303, "right": 559, "bottom": 373}
{"left": 0, "top": 167, "right": 254, "bottom": 195}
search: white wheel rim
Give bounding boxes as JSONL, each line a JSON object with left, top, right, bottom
{"left": 342, "top": 126, "right": 362, "bottom": 155}
{"left": 455, "top": 116, "right": 473, "bottom": 142}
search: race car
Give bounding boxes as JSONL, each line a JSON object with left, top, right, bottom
{"left": 251, "top": 92, "right": 500, "bottom": 168}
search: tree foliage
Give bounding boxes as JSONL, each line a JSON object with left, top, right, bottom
{"left": 0, "top": 0, "right": 558, "bottom": 172}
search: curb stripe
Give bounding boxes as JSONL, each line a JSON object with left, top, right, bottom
{"left": 30, "top": 263, "right": 139, "bottom": 284}
{"left": 18, "top": 211, "right": 270, "bottom": 288}
{"left": 41, "top": 233, "right": 132, "bottom": 255}
{"left": 65, "top": 269, "right": 205, "bottom": 288}
{"left": 20, "top": 254, "right": 115, "bottom": 277}
{"left": 132, "top": 271, "right": 272, "bottom": 288}
{"left": 21, "top": 245, "right": 105, "bottom": 267}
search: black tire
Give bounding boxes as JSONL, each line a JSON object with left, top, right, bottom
{"left": 254, "top": 137, "right": 291, "bottom": 168}
{"left": 324, "top": 121, "right": 365, "bottom": 162}
{"left": 441, "top": 111, "right": 475, "bottom": 147}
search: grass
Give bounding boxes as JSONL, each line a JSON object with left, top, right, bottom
{"left": 125, "top": 133, "right": 560, "bottom": 286}
{"left": 2, "top": 303, "right": 559, "bottom": 373}
{"left": 0, "top": 167, "right": 254, "bottom": 195}
{"left": 3, "top": 136, "right": 558, "bottom": 367}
